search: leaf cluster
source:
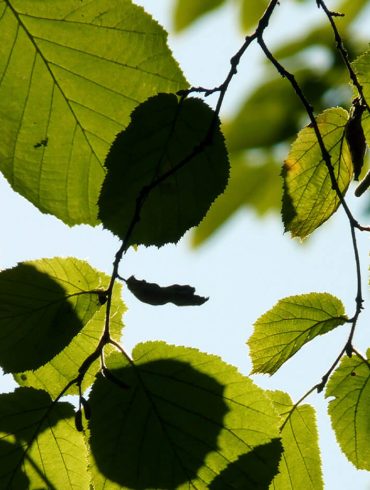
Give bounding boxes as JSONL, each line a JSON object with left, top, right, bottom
{"left": 1, "top": 0, "right": 370, "bottom": 488}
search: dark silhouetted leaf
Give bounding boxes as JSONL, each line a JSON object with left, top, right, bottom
{"left": 0, "top": 257, "right": 105, "bottom": 373}
{"left": 0, "top": 387, "right": 89, "bottom": 488}
{"left": 88, "top": 342, "right": 280, "bottom": 489}
{"left": 99, "top": 93, "right": 229, "bottom": 247}
{"left": 282, "top": 108, "right": 352, "bottom": 238}
{"left": 210, "top": 439, "right": 283, "bottom": 489}
{"left": 126, "top": 275, "right": 208, "bottom": 306}
{"left": 0, "top": 0, "right": 186, "bottom": 224}
{"left": 249, "top": 293, "right": 347, "bottom": 375}
{"left": 326, "top": 349, "right": 370, "bottom": 470}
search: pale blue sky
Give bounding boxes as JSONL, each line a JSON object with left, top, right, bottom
{"left": 1, "top": 1, "right": 370, "bottom": 488}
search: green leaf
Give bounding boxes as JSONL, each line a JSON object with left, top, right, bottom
{"left": 248, "top": 293, "right": 347, "bottom": 375}
{"left": 88, "top": 341, "right": 281, "bottom": 489}
{"left": 240, "top": 0, "right": 269, "bottom": 32}
{"left": 98, "top": 93, "right": 230, "bottom": 247}
{"left": 326, "top": 349, "right": 370, "bottom": 470}
{"left": 0, "top": 257, "right": 105, "bottom": 373}
{"left": 14, "top": 278, "right": 125, "bottom": 398}
{"left": 269, "top": 391, "right": 323, "bottom": 490}
{"left": 191, "top": 156, "right": 281, "bottom": 247}
{"left": 0, "top": 0, "right": 187, "bottom": 225}
{"left": 173, "top": 0, "right": 225, "bottom": 32}
{"left": 353, "top": 49, "right": 370, "bottom": 148}
{"left": 0, "top": 387, "right": 89, "bottom": 489}
{"left": 282, "top": 108, "right": 352, "bottom": 239}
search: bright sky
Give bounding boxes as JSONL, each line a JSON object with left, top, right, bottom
{"left": 1, "top": 1, "right": 370, "bottom": 488}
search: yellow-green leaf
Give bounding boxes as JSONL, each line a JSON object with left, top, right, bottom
{"left": 0, "top": 0, "right": 187, "bottom": 225}
{"left": 269, "top": 391, "right": 323, "bottom": 490}
{"left": 249, "top": 293, "right": 347, "bottom": 375}
{"left": 282, "top": 108, "right": 352, "bottom": 238}
{"left": 326, "top": 349, "right": 370, "bottom": 470}
{"left": 173, "top": 0, "right": 225, "bottom": 32}
{"left": 0, "top": 387, "right": 89, "bottom": 489}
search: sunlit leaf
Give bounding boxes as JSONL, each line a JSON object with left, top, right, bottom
{"left": 269, "top": 391, "right": 323, "bottom": 489}
{"left": 0, "top": 257, "right": 105, "bottom": 373}
{"left": 173, "top": 0, "right": 225, "bottom": 32}
{"left": 88, "top": 341, "right": 281, "bottom": 489}
{"left": 0, "top": 387, "right": 89, "bottom": 489}
{"left": 282, "top": 108, "right": 352, "bottom": 238}
{"left": 326, "top": 349, "right": 370, "bottom": 470}
{"left": 0, "top": 0, "right": 186, "bottom": 224}
{"left": 14, "top": 279, "right": 125, "bottom": 398}
{"left": 249, "top": 293, "right": 347, "bottom": 375}
{"left": 99, "top": 93, "right": 230, "bottom": 247}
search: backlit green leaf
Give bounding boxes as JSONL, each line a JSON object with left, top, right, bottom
{"left": 0, "top": 0, "right": 186, "bottom": 225}
{"left": 0, "top": 387, "right": 89, "bottom": 489}
{"left": 353, "top": 49, "right": 370, "bottom": 148}
{"left": 326, "top": 349, "right": 370, "bottom": 470}
{"left": 88, "top": 341, "right": 281, "bottom": 489}
{"left": 0, "top": 257, "right": 105, "bottom": 373}
{"left": 173, "top": 0, "right": 225, "bottom": 32}
{"left": 14, "top": 279, "right": 125, "bottom": 398}
{"left": 282, "top": 108, "right": 352, "bottom": 238}
{"left": 99, "top": 93, "right": 230, "bottom": 247}
{"left": 249, "top": 293, "right": 347, "bottom": 375}
{"left": 269, "top": 391, "right": 323, "bottom": 490}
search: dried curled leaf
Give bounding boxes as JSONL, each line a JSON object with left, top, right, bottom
{"left": 126, "top": 276, "right": 208, "bottom": 306}
{"left": 345, "top": 97, "right": 367, "bottom": 181}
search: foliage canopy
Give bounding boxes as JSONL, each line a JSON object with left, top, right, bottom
{"left": 1, "top": 0, "right": 370, "bottom": 488}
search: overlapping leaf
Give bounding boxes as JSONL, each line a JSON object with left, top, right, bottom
{"left": 0, "top": 0, "right": 187, "bottom": 224}
{"left": 0, "top": 257, "right": 106, "bottom": 373}
{"left": 0, "top": 387, "right": 89, "bottom": 489}
{"left": 269, "top": 391, "right": 323, "bottom": 489}
{"left": 248, "top": 293, "right": 347, "bottom": 375}
{"left": 14, "top": 279, "right": 125, "bottom": 398}
{"left": 99, "top": 93, "right": 230, "bottom": 247}
{"left": 326, "top": 349, "right": 370, "bottom": 470}
{"left": 282, "top": 108, "right": 352, "bottom": 238}
{"left": 88, "top": 341, "right": 281, "bottom": 489}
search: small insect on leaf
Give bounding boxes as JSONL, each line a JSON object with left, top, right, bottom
{"left": 345, "top": 97, "right": 367, "bottom": 181}
{"left": 125, "top": 275, "right": 209, "bottom": 306}
{"left": 33, "top": 137, "right": 49, "bottom": 149}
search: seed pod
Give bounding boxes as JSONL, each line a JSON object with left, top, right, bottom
{"left": 74, "top": 409, "right": 83, "bottom": 432}
{"left": 81, "top": 396, "right": 92, "bottom": 420}
{"left": 102, "top": 366, "right": 130, "bottom": 390}
{"left": 355, "top": 170, "right": 370, "bottom": 197}
{"left": 345, "top": 97, "right": 367, "bottom": 181}
{"left": 126, "top": 275, "right": 208, "bottom": 306}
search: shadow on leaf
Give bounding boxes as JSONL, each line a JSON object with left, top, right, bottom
{"left": 89, "top": 357, "right": 228, "bottom": 489}
{"left": 209, "top": 438, "right": 283, "bottom": 489}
